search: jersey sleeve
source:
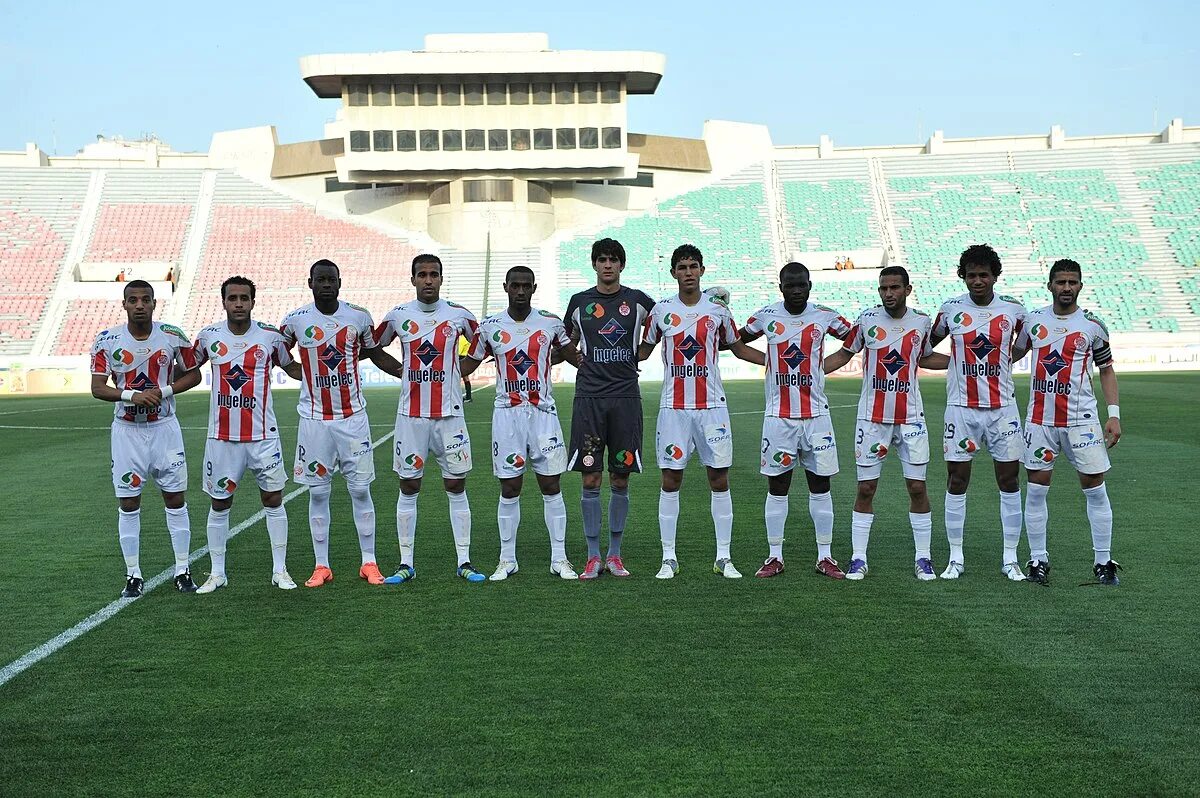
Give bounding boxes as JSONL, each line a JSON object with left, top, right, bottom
{"left": 827, "top": 311, "right": 852, "bottom": 341}
{"left": 563, "top": 295, "right": 581, "bottom": 337}
{"left": 357, "top": 309, "right": 378, "bottom": 348}
{"left": 931, "top": 305, "right": 950, "bottom": 339}
{"left": 641, "top": 306, "right": 662, "bottom": 346}
{"left": 373, "top": 312, "right": 398, "bottom": 349}
{"left": 460, "top": 308, "right": 480, "bottom": 339}
{"left": 466, "top": 321, "right": 491, "bottom": 360}
{"left": 842, "top": 317, "right": 865, "bottom": 354}
{"left": 636, "top": 289, "right": 656, "bottom": 315}
{"left": 1011, "top": 302, "right": 1027, "bottom": 342}
{"left": 552, "top": 319, "right": 571, "bottom": 349}
{"left": 919, "top": 316, "right": 935, "bottom": 357}
{"left": 90, "top": 332, "right": 111, "bottom": 376}
{"left": 171, "top": 330, "right": 198, "bottom": 371}
{"left": 1089, "top": 314, "right": 1114, "bottom": 368}
{"left": 717, "top": 305, "right": 738, "bottom": 346}
{"left": 280, "top": 317, "right": 297, "bottom": 349}
{"left": 1014, "top": 317, "right": 1032, "bottom": 351}
{"left": 742, "top": 308, "right": 767, "bottom": 338}
{"left": 271, "top": 334, "right": 294, "bottom": 368}
{"left": 191, "top": 333, "right": 210, "bottom": 369}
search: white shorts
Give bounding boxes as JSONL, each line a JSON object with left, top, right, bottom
{"left": 1024, "top": 422, "right": 1111, "bottom": 475}
{"left": 111, "top": 418, "right": 188, "bottom": 497}
{"left": 759, "top": 415, "right": 839, "bottom": 477}
{"left": 393, "top": 415, "right": 472, "bottom": 479}
{"left": 204, "top": 438, "right": 287, "bottom": 499}
{"left": 854, "top": 420, "right": 929, "bottom": 481}
{"left": 655, "top": 407, "right": 733, "bottom": 470}
{"left": 294, "top": 414, "right": 376, "bottom": 486}
{"left": 942, "top": 405, "right": 1023, "bottom": 462}
{"left": 492, "top": 406, "right": 567, "bottom": 478}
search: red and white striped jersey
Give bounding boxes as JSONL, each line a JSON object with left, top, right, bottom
{"left": 932, "top": 293, "right": 1025, "bottom": 409}
{"left": 469, "top": 308, "right": 570, "bottom": 412}
{"left": 376, "top": 299, "right": 479, "bottom": 419}
{"left": 843, "top": 306, "right": 934, "bottom": 425}
{"left": 193, "top": 321, "right": 293, "bottom": 442}
{"left": 280, "top": 302, "right": 376, "bottom": 421}
{"left": 643, "top": 294, "right": 738, "bottom": 410}
{"left": 743, "top": 302, "right": 852, "bottom": 419}
{"left": 91, "top": 322, "right": 198, "bottom": 424}
{"left": 1017, "top": 306, "right": 1113, "bottom": 427}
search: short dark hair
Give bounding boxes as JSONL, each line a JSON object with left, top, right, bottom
{"left": 591, "top": 238, "right": 626, "bottom": 265}
{"left": 670, "top": 244, "right": 703, "bottom": 269}
{"left": 779, "top": 261, "right": 810, "bottom": 281}
{"left": 879, "top": 265, "right": 910, "bottom": 286}
{"left": 1048, "top": 258, "right": 1083, "bottom": 282}
{"left": 958, "top": 244, "right": 1002, "bottom": 278}
{"left": 221, "top": 275, "right": 256, "bottom": 301}
{"left": 123, "top": 279, "right": 154, "bottom": 298}
{"left": 411, "top": 253, "right": 442, "bottom": 276}
{"left": 310, "top": 259, "right": 339, "bottom": 278}
{"left": 504, "top": 265, "right": 536, "bottom": 284}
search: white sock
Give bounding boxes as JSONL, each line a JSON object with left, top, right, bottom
{"left": 396, "top": 492, "right": 418, "bottom": 566}
{"left": 712, "top": 489, "right": 733, "bottom": 561}
{"left": 1025, "top": 483, "right": 1050, "bottom": 562}
{"left": 543, "top": 492, "right": 568, "bottom": 561}
{"left": 851, "top": 511, "right": 873, "bottom": 562}
{"left": 1083, "top": 483, "right": 1113, "bottom": 565}
{"left": 348, "top": 483, "right": 376, "bottom": 565}
{"left": 308, "top": 483, "right": 332, "bottom": 567}
{"left": 118, "top": 508, "right": 141, "bottom": 578}
{"left": 164, "top": 504, "right": 192, "bottom": 576}
{"left": 448, "top": 490, "right": 472, "bottom": 565}
{"left": 659, "top": 489, "right": 680, "bottom": 561}
{"left": 265, "top": 505, "right": 288, "bottom": 574}
{"left": 809, "top": 492, "right": 834, "bottom": 560}
{"left": 206, "top": 507, "right": 230, "bottom": 577}
{"left": 945, "top": 492, "right": 966, "bottom": 564}
{"left": 498, "top": 495, "right": 520, "bottom": 562}
{"left": 910, "top": 512, "right": 932, "bottom": 560}
{"left": 1000, "top": 489, "right": 1023, "bottom": 564}
{"left": 765, "top": 494, "right": 788, "bottom": 560}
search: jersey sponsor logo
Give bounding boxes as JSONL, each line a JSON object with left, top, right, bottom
{"left": 867, "top": 325, "right": 887, "bottom": 341}
{"left": 537, "top": 309, "right": 559, "bottom": 318}
{"left": 1072, "top": 431, "right": 1103, "bottom": 450}
{"left": 1033, "top": 447, "right": 1055, "bottom": 463}
{"left": 1032, "top": 378, "right": 1070, "bottom": 395}
{"left": 902, "top": 423, "right": 925, "bottom": 440}
{"left": 401, "top": 320, "right": 420, "bottom": 334}
{"left": 664, "top": 444, "right": 685, "bottom": 461}
{"left": 216, "top": 477, "right": 237, "bottom": 493}
{"left": 953, "top": 312, "right": 974, "bottom": 326}
{"left": 120, "top": 471, "right": 143, "bottom": 487}
{"left": 210, "top": 341, "right": 229, "bottom": 357}
{"left": 307, "top": 461, "right": 330, "bottom": 477}
{"left": 223, "top": 364, "right": 251, "bottom": 392}
{"left": 585, "top": 302, "right": 606, "bottom": 319}
{"left": 1039, "top": 349, "right": 1069, "bottom": 377}
{"left": 956, "top": 437, "right": 978, "bottom": 453}
{"left": 304, "top": 325, "right": 326, "bottom": 341}
{"left": 814, "top": 434, "right": 835, "bottom": 452}
{"left": 966, "top": 333, "right": 997, "bottom": 360}
{"left": 779, "top": 343, "right": 808, "bottom": 370}
{"left": 540, "top": 435, "right": 563, "bottom": 454}
{"left": 446, "top": 433, "right": 468, "bottom": 452}
{"left": 772, "top": 451, "right": 795, "bottom": 466}
{"left": 612, "top": 449, "right": 635, "bottom": 467}
{"left": 676, "top": 335, "right": 703, "bottom": 361}
{"left": 413, "top": 340, "right": 440, "bottom": 366}
{"left": 880, "top": 349, "right": 907, "bottom": 375}
{"left": 352, "top": 439, "right": 372, "bottom": 457}
{"left": 128, "top": 372, "right": 157, "bottom": 392}
{"left": 766, "top": 321, "right": 786, "bottom": 336}
{"left": 868, "top": 442, "right": 888, "bottom": 460}
{"left": 509, "top": 349, "right": 535, "bottom": 375}
{"left": 664, "top": 312, "right": 683, "bottom": 327}
{"left": 112, "top": 348, "right": 135, "bottom": 365}
{"left": 597, "top": 319, "right": 625, "bottom": 346}
{"left": 217, "top": 393, "right": 258, "bottom": 409}
{"left": 999, "top": 421, "right": 1021, "bottom": 438}
{"left": 505, "top": 453, "right": 526, "bottom": 468}
{"left": 705, "top": 425, "right": 731, "bottom": 445}
{"left": 491, "top": 329, "right": 512, "bottom": 344}
{"left": 504, "top": 377, "right": 542, "bottom": 393}
{"left": 403, "top": 453, "right": 424, "bottom": 470}
{"left": 318, "top": 344, "right": 345, "bottom": 371}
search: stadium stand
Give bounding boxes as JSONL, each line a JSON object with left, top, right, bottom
{"left": 84, "top": 169, "right": 200, "bottom": 263}
{"left": 0, "top": 168, "right": 89, "bottom": 354}
{"left": 776, "top": 158, "right": 881, "bottom": 253}
{"left": 52, "top": 297, "right": 174, "bottom": 356}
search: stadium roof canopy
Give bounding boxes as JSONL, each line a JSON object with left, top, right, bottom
{"left": 300, "top": 33, "right": 665, "bottom": 97}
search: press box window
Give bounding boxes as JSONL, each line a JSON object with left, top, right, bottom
{"left": 396, "top": 130, "right": 416, "bottom": 152}
{"left": 465, "top": 129, "right": 485, "bottom": 151}
{"left": 488, "top": 129, "right": 508, "bottom": 151}
{"left": 349, "top": 130, "right": 370, "bottom": 152}
{"left": 579, "top": 127, "right": 599, "bottom": 149}
{"left": 371, "top": 84, "right": 391, "bottom": 106}
{"left": 419, "top": 130, "right": 439, "bottom": 151}
{"left": 441, "top": 83, "right": 461, "bottom": 106}
{"left": 486, "top": 83, "right": 507, "bottom": 104}
{"left": 510, "top": 83, "right": 530, "bottom": 104}
{"left": 532, "top": 82, "right": 552, "bottom": 104}
{"left": 464, "top": 179, "right": 513, "bottom": 202}
{"left": 600, "top": 81, "right": 620, "bottom": 103}
{"left": 602, "top": 127, "right": 622, "bottom": 148}
{"left": 578, "top": 82, "right": 598, "bottom": 103}
{"left": 464, "top": 83, "right": 484, "bottom": 106}
{"left": 533, "top": 128, "right": 553, "bottom": 150}
{"left": 528, "top": 181, "right": 552, "bottom": 204}
{"left": 394, "top": 84, "right": 415, "bottom": 106}
{"left": 418, "top": 84, "right": 438, "bottom": 106}
{"left": 372, "top": 130, "right": 393, "bottom": 152}
{"left": 555, "top": 82, "right": 575, "bottom": 104}
{"left": 442, "top": 130, "right": 462, "bottom": 151}
{"left": 556, "top": 128, "right": 577, "bottom": 149}
{"left": 347, "top": 84, "right": 368, "bottom": 107}
{"left": 511, "top": 129, "right": 531, "bottom": 151}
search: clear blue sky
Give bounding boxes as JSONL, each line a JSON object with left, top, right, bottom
{"left": 2, "top": 0, "right": 1196, "bottom": 155}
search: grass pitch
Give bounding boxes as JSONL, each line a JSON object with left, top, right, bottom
{"left": 0, "top": 373, "right": 1197, "bottom": 796}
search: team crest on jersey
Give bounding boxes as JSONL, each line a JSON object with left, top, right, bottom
{"left": 533, "top": 332, "right": 547, "bottom": 346}
{"left": 401, "top": 319, "right": 420, "bottom": 335}
{"left": 997, "top": 317, "right": 1011, "bottom": 330}
{"left": 808, "top": 327, "right": 822, "bottom": 340}
{"left": 509, "top": 349, "right": 535, "bottom": 375}
{"left": 318, "top": 344, "right": 345, "bottom": 371}
{"left": 156, "top": 353, "right": 169, "bottom": 367}
{"left": 585, "top": 302, "right": 606, "bottom": 319}
{"left": 1039, "top": 349, "right": 1068, "bottom": 377}
{"left": 252, "top": 346, "right": 266, "bottom": 361}
{"left": 1070, "top": 332, "right": 1087, "bottom": 349}
{"left": 780, "top": 343, "right": 807, "bottom": 369}
{"left": 966, "top": 334, "right": 997, "bottom": 360}
{"left": 618, "top": 302, "right": 631, "bottom": 316}
{"left": 492, "top": 329, "right": 511, "bottom": 344}
{"left": 304, "top": 325, "right": 326, "bottom": 342}
{"left": 112, "top": 348, "right": 134, "bottom": 365}
{"left": 224, "top": 364, "right": 251, "bottom": 392}
{"left": 881, "top": 349, "right": 907, "bottom": 375}
{"left": 676, "top": 335, "right": 704, "bottom": 361}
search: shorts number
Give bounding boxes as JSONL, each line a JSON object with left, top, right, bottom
{"left": 944, "top": 422, "right": 955, "bottom": 440}
{"left": 493, "top": 442, "right": 499, "bottom": 457}
{"left": 206, "top": 461, "right": 213, "bottom": 477}
{"left": 1023, "top": 432, "right": 1032, "bottom": 448}
{"left": 856, "top": 428, "right": 864, "bottom": 445}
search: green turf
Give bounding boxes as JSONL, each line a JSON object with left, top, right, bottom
{"left": 0, "top": 374, "right": 1197, "bottom": 796}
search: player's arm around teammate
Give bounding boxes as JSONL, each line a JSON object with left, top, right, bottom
{"left": 192, "top": 277, "right": 301, "bottom": 593}
{"left": 465, "top": 266, "right": 581, "bottom": 581}
{"left": 90, "top": 280, "right": 203, "bottom": 597}
{"left": 1017, "top": 260, "right": 1123, "bottom": 586}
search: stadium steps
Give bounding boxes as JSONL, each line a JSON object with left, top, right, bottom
{"left": 773, "top": 157, "right": 882, "bottom": 254}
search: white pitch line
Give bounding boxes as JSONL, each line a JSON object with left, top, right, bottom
{"left": 0, "top": 403, "right": 97, "bottom": 416}
{"left": 0, "top": 431, "right": 395, "bottom": 690}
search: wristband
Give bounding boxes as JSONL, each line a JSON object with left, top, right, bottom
{"left": 161, "top": 385, "right": 174, "bottom": 400}
{"left": 121, "top": 390, "right": 136, "bottom": 402}
{"left": 1107, "top": 404, "right": 1120, "bottom": 419}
